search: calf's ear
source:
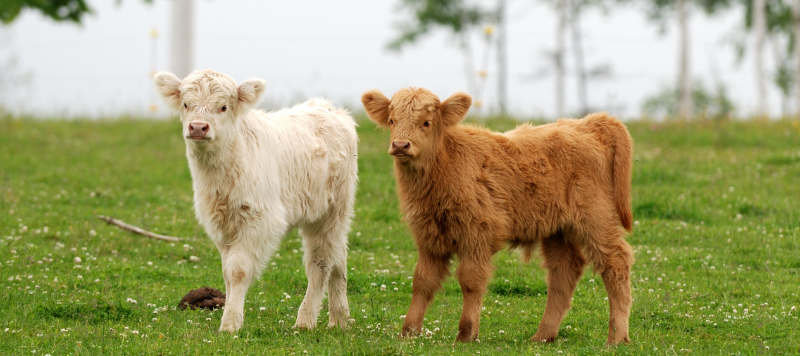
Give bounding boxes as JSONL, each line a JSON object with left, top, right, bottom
{"left": 361, "top": 89, "right": 391, "bottom": 127}
{"left": 153, "top": 72, "right": 182, "bottom": 110}
{"left": 237, "top": 78, "right": 267, "bottom": 112}
{"left": 440, "top": 92, "right": 472, "bottom": 126}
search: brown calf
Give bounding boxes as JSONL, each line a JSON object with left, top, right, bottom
{"left": 362, "top": 88, "right": 634, "bottom": 345}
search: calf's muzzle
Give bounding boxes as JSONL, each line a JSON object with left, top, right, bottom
{"left": 189, "top": 122, "right": 210, "bottom": 139}
{"left": 390, "top": 140, "right": 411, "bottom": 156}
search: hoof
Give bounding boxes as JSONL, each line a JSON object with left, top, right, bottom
{"left": 531, "top": 333, "right": 557, "bottom": 343}
{"left": 218, "top": 323, "right": 239, "bottom": 333}
{"left": 292, "top": 321, "right": 316, "bottom": 330}
{"left": 399, "top": 327, "right": 421, "bottom": 339}
{"left": 455, "top": 332, "right": 478, "bottom": 343}
{"left": 328, "top": 314, "right": 351, "bottom": 329}
{"left": 606, "top": 335, "right": 631, "bottom": 345}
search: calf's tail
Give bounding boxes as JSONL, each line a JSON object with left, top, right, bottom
{"left": 609, "top": 118, "right": 634, "bottom": 232}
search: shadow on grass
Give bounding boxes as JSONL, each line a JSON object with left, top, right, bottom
{"left": 634, "top": 201, "right": 704, "bottom": 222}
{"left": 35, "top": 300, "right": 134, "bottom": 324}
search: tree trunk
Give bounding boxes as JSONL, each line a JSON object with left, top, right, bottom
{"left": 754, "top": 0, "right": 767, "bottom": 118}
{"left": 555, "top": 0, "right": 567, "bottom": 118}
{"left": 677, "top": 0, "right": 693, "bottom": 120}
{"left": 496, "top": 0, "right": 508, "bottom": 115}
{"left": 459, "top": 32, "right": 478, "bottom": 98}
{"left": 170, "top": 0, "right": 194, "bottom": 78}
{"left": 769, "top": 35, "right": 789, "bottom": 117}
{"left": 793, "top": 0, "right": 800, "bottom": 117}
{"left": 570, "top": 0, "right": 588, "bottom": 116}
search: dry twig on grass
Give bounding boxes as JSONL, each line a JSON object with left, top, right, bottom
{"left": 97, "top": 215, "right": 181, "bottom": 242}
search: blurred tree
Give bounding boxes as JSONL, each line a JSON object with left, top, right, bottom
{"left": 388, "top": 0, "right": 505, "bottom": 114}
{"left": 629, "top": 0, "right": 735, "bottom": 119}
{"left": 753, "top": 0, "right": 766, "bottom": 117}
{"left": 735, "top": 0, "right": 796, "bottom": 117}
{"left": 528, "top": 0, "right": 614, "bottom": 118}
{"left": 642, "top": 80, "right": 735, "bottom": 121}
{"left": 568, "top": 0, "right": 615, "bottom": 116}
{"left": 0, "top": 0, "right": 91, "bottom": 24}
{"left": 793, "top": 0, "right": 800, "bottom": 117}
{"left": 0, "top": 0, "right": 152, "bottom": 25}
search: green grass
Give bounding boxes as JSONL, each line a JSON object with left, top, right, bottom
{"left": 1, "top": 116, "right": 799, "bottom": 355}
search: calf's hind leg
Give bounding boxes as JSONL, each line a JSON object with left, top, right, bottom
{"left": 531, "top": 232, "right": 587, "bottom": 343}
{"left": 326, "top": 254, "right": 350, "bottom": 328}
{"left": 295, "top": 216, "right": 351, "bottom": 329}
{"left": 583, "top": 225, "right": 634, "bottom": 345}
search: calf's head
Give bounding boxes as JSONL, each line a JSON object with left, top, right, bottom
{"left": 362, "top": 88, "right": 471, "bottom": 165}
{"left": 153, "top": 70, "right": 266, "bottom": 144}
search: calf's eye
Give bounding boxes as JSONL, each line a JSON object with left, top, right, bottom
{"left": 221, "top": 105, "right": 227, "bottom": 112}
{"left": 389, "top": 119, "right": 394, "bottom": 125}
{"left": 423, "top": 121, "right": 431, "bottom": 127}
{"left": 183, "top": 103, "right": 187, "bottom": 109}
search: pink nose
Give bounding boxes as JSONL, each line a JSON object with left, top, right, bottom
{"left": 390, "top": 140, "right": 411, "bottom": 155}
{"left": 189, "top": 122, "right": 209, "bottom": 138}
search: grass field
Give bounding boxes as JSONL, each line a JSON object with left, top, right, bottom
{"left": 1, "top": 115, "right": 799, "bottom": 355}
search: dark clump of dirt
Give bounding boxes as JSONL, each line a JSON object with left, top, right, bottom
{"left": 178, "top": 287, "right": 226, "bottom": 310}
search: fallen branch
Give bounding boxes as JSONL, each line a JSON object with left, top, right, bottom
{"left": 97, "top": 215, "right": 181, "bottom": 242}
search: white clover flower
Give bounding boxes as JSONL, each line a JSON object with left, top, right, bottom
{"left": 190, "top": 256, "right": 200, "bottom": 262}
{"left": 74, "top": 257, "right": 82, "bottom": 264}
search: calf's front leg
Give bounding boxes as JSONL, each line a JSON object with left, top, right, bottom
{"left": 401, "top": 252, "right": 451, "bottom": 337}
{"left": 454, "top": 255, "right": 492, "bottom": 342}
{"left": 218, "top": 248, "right": 258, "bottom": 332}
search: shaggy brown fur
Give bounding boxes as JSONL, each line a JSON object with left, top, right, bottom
{"left": 362, "top": 88, "right": 634, "bottom": 345}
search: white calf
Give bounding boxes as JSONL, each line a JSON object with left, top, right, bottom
{"left": 154, "top": 69, "right": 357, "bottom": 332}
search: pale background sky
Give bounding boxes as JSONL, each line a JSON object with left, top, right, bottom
{"left": 0, "top": 0, "right": 781, "bottom": 119}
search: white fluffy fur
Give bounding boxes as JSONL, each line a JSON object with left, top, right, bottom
{"left": 154, "top": 70, "right": 358, "bottom": 332}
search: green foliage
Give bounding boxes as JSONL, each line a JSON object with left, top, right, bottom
{"left": 619, "top": 0, "right": 736, "bottom": 35}
{"left": 641, "top": 81, "right": 735, "bottom": 120}
{"left": 387, "top": 0, "right": 489, "bottom": 51}
{"left": 635, "top": 0, "right": 736, "bottom": 23}
{"left": 0, "top": 0, "right": 152, "bottom": 25}
{"left": 0, "top": 116, "right": 798, "bottom": 354}
{"left": 0, "top": 0, "right": 91, "bottom": 24}
{"left": 739, "top": 0, "right": 792, "bottom": 32}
